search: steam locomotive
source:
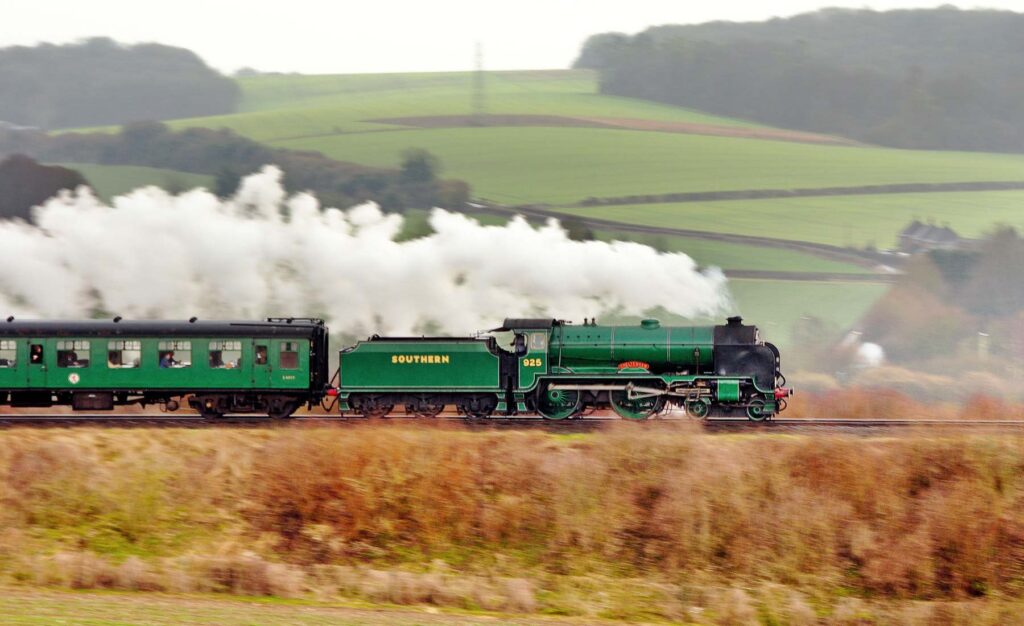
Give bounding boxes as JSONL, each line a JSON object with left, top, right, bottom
{"left": 0, "top": 316, "right": 789, "bottom": 421}
{"left": 340, "top": 316, "right": 790, "bottom": 420}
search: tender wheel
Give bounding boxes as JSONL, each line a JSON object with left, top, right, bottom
{"left": 746, "top": 399, "right": 768, "bottom": 422}
{"left": 363, "top": 405, "right": 394, "bottom": 419}
{"left": 406, "top": 396, "right": 445, "bottom": 418}
{"left": 536, "top": 383, "right": 581, "bottom": 420}
{"left": 686, "top": 398, "right": 710, "bottom": 419}
{"left": 352, "top": 394, "right": 394, "bottom": 419}
{"left": 458, "top": 394, "right": 496, "bottom": 419}
{"left": 609, "top": 385, "right": 665, "bottom": 420}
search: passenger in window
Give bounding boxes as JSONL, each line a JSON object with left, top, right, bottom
{"left": 160, "top": 351, "right": 177, "bottom": 368}
{"left": 30, "top": 345, "right": 43, "bottom": 364}
{"left": 68, "top": 351, "right": 79, "bottom": 367}
{"left": 255, "top": 346, "right": 267, "bottom": 365}
{"left": 209, "top": 351, "right": 224, "bottom": 368}
{"left": 108, "top": 351, "right": 122, "bottom": 367}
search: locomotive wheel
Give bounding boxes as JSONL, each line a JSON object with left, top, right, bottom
{"left": 746, "top": 399, "right": 768, "bottom": 422}
{"left": 536, "top": 384, "right": 581, "bottom": 420}
{"left": 686, "top": 399, "right": 711, "bottom": 419}
{"left": 609, "top": 388, "right": 664, "bottom": 420}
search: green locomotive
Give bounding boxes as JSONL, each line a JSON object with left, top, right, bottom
{"left": 338, "top": 316, "right": 790, "bottom": 420}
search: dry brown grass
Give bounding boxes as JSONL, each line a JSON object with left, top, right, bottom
{"left": 3, "top": 425, "right": 1024, "bottom": 619}
{"left": 785, "top": 385, "right": 1024, "bottom": 420}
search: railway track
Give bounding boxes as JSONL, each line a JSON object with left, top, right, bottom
{"left": 3, "top": 414, "right": 1024, "bottom": 431}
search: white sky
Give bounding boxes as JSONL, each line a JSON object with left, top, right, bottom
{"left": 4, "top": 1, "right": 1024, "bottom": 74}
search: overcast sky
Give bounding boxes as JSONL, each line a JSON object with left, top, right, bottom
{"left": 5, "top": 1, "right": 1024, "bottom": 74}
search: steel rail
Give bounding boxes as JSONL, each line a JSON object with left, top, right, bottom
{"left": 4, "top": 414, "right": 1024, "bottom": 430}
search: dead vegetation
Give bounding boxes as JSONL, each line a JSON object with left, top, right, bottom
{"left": 2, "top": 425, "right": 1024, "bottom": 620}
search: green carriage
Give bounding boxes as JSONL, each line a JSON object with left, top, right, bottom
{"left": 0, "top": 318, "right": 329, "bottom": 418}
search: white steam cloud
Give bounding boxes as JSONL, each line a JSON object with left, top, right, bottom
{"left": 0, "top": 166, "right": 730, "bottom": 336}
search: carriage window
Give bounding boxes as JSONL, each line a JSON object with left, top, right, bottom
{"left": 0, "top": 340, "right": 15, "bottom": 367}
{"left": 530, "top": 333, "right": 547, "bottom": 350}
{"left": 209, "top": 340, "right": 242, "bottom": 369}
{"left": 255, "top": 345, "right": 268, "bottom": 365}
{"left": 279, "top": 342, "right": 299, "bottom": 369}
{"left": 158, "top": 341, "right": 191, "bottom": 368}
{"left": 107, "top": 340, "right": 141, "bottom": 369}
{"left": 57, "top": 340, "right": 90, "bottom": 368}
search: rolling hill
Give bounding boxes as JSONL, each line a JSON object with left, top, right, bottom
{"left": 81, "top": 69, "right": 1024, "bottom": 347}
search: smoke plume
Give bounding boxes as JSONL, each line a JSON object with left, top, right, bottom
{"left": 0, "top": 166, "right": 730, "bottom": 337}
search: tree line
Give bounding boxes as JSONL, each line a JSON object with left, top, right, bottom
{"left": 0, "top": 38, "right": 239, "bottom": 129}
{"left": 0, "top": 123, "right": 469, "bottom": 218}
{"left": 0, "top": 155, "right": 87, "bottom": 221}
{"left": 576, "top": 7, "right": 1024, "bottom": 152}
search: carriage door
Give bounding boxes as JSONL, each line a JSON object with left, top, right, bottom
{"left": 26, "top": 339, "right": 47, "bottom": 387}
{"left": 252, "top": 340, "right": 272, "bottom": 388}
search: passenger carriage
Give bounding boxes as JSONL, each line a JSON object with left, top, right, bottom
{"left": 0, "top": 318, "right": 329, "bottom": 418}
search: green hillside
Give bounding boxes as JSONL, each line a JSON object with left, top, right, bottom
{"left": 172, "top": 70, "right": 758, "bottom": 141}
{"left": 141, "top": 68, "right": 1024, "bottom": 345}
{"left": 277, "top": 127, "right": 1024, "bottom": 205}
{"left": 57, "top": 163, "right": 214, "bottom": 200}
{"left": 556, "top": 190, "right": 1024, "bottom": 249}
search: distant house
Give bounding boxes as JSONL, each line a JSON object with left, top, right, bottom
{"left": 897, "top": 220, "right": 964, "bottom": 254}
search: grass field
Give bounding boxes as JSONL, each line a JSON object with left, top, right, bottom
{"left": 168, "top": 70, "right": 759, "bottom": 142}
{"left": 613, "top": 278, "right": 889, "bottom": 348}
{"left": 400, "top": 209, "right": 868, "bottom": 274}
{"left": 4, "top": 427, "right": 1024, "bottom": 624}
{"left": 728, "top": 278, "right": 887, "bottom": 343}
{"left": 272, "top": 127, "right": 1024, "bottom": 206}
{"left": 3, "top": 588, "right": 1024, "bottom": 626}
{"left": 557, "top": 190, "right": 1024, "bottom": 249}
{"left": 81, "top": 68, "right": 1024, "bottom": 336}
{"left": 56, "top": 163, "right": 214, "bottom": 201}
{"left": 0, "top": 589, "right": 548, "bottom": 626}
{"left": 590, "top": 230, "right": 868, "bottom": 273}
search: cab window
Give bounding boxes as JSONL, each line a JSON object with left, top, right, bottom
{"left": 530, "top": 333, "right": 547, "bottom": 350}
{"left": 209, "top": 340, "right": 242, "bottom": 369}
{"left": 108, "top": 340, "right": 141, "bottom": 369}
{"left": 57, "top": 340, "right": 90, "bottom": 368}
{"left": 279, "top": 342, "right": 299, "bottom": 369}
{"left": 158, "top": 341, "right": 191, "bottom": 368}
{"left": 0, "top": 340, "right": 15, "bottom": 367}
